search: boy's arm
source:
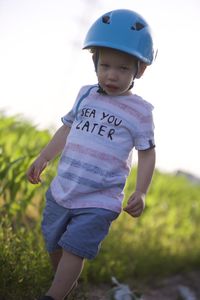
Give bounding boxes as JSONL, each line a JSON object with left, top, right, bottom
{"left": 27, "top": 124, "right": 71, "bottom": 184}
{"left": 135, "top": 147, "right": 156, "bottom": 194}
{"left": 39, "top": 124, "right": 71, "bottom": 161}
{"left": 123, "top": 147, "right": 155, "bottom": 217}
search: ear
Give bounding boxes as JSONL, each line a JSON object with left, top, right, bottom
{"left": 136, "top": 62, "right": 147, "bottom": 78}
{"left": 92, "top": 52, "right": 98, "bottom": 72}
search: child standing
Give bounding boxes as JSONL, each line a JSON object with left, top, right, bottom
{"left": 27, "top": 9, "right": 156, "bottom": 300}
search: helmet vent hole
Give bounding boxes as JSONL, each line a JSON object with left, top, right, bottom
{"left": 102, "top": 15, "right": 110, "bottom": 24}
{"left": 131, "top": 22, "right": 145, "bottom": 31}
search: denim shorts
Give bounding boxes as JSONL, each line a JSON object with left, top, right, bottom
{"left": 41, "top": 189, "right": 119, "bottom": 260}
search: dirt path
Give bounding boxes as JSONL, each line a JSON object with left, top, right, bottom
{"left": 72, "top": 270, "right": 200, "bottom": 300}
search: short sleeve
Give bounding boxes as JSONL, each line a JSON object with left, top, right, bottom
{"left": 61, "top": 86, "right": 89, "bottom": 127}
{"left": 61, "top": 109, "right": 75, "bottom": 127}
{"left": 134, "top": 110, "right": 155, "bottom": 150}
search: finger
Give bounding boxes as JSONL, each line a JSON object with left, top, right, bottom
{"left": 124, "top": 206, "right": 139, "bottom": 214}
{"left": 127, "top": 196, "right": 142, "bottom": 207}
{"left": 33, "top": 165, "right": 43, "bottom": 181}
{"left": 26, "top": 170, "right": 35, "bottom": 183}
{"left": 27, "top": 174, "right": 39, "bottom": 184}
{"left": 127, "top": 208, "right": 143, "bottom": 218}
{"left": 124, "top": 202, "right": 141, "bottom": 211}
{"left": 27, "top": 166, "right": 40, "bottom": 184}
{"left": 124, "top": 202, "right": 143, "bottom": 213}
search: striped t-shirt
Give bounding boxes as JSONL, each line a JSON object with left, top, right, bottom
{"left": 50, "top": 85, "right": 155, "bottom": 213}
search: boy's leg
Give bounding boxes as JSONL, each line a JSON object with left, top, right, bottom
{"left": 49, "top": 249, "right": 62, "bottom": 273}
{"left": 46, "top": 249, "right": 84, "bottom": 300}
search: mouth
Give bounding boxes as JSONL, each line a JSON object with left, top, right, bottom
{"left": 105, "top": 84, "right": 118, "bottom": 92}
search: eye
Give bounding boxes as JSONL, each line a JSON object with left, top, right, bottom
{"left": 120, "top": 66, "right": 129, "bottom": 71}
{"left": 100, "top": 63, "right": 109, "bottom": 68}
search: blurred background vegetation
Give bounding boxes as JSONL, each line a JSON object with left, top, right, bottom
{"left": 0, "top": 112, "right": 200, "bottom": 299}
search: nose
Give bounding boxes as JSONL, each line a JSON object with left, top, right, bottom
{"left": 107, "top": 68, "right": 117, "bottom": 81}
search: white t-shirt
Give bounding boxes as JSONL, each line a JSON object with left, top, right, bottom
{"left": 50, "top": 85, "right": 155, "bottom": 213}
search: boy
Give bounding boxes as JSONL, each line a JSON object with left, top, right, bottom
{"left": 27, "top": 9, "right": 156, "bottom": 300}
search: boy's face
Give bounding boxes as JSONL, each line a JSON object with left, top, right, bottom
{"left": 96, "top": 48, "right": 138, "bottom": 96}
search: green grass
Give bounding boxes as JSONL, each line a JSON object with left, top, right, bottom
{"left": 0, "top": 216, "right": 52, "bottom": 299}
{"left": 1, "top": 112, "right": 200, "bottom": 299}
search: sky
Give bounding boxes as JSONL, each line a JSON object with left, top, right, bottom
{"left": 0, "top": 0, "right": 200, "bottom": 177}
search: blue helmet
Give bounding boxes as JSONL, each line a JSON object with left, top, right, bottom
{"left": 83, "top": 9, "right": 155, "bottom": 65}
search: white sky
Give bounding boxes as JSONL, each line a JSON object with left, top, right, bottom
{"left": 0, "top": 0, "right": 200, "bottom": 177}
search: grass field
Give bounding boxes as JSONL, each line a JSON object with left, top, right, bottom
{"left": 1, "top": 113, "right": 200, "bottom": 299}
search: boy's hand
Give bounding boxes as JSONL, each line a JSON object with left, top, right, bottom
{"left": 26, "top": 156, "right": 48, "bottom": 184}
{"left": 123, "top": 191, "right": 145, "bottom": 217}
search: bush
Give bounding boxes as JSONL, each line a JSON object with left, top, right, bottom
{"left": 86, "top": 169, "right": 200, "bottom": 282}
{"left": 0, "top": 216, "right": 52, "bottom": 299}
{"left": 0, "top": 112, "right": 55, "bottom": 224}
{"left": 1, "top": 113, "right": 200, "bottom": 298}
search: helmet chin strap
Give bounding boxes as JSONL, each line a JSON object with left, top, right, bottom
{"left": 97, "top": 84, "right": 107, "bottom": 94}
